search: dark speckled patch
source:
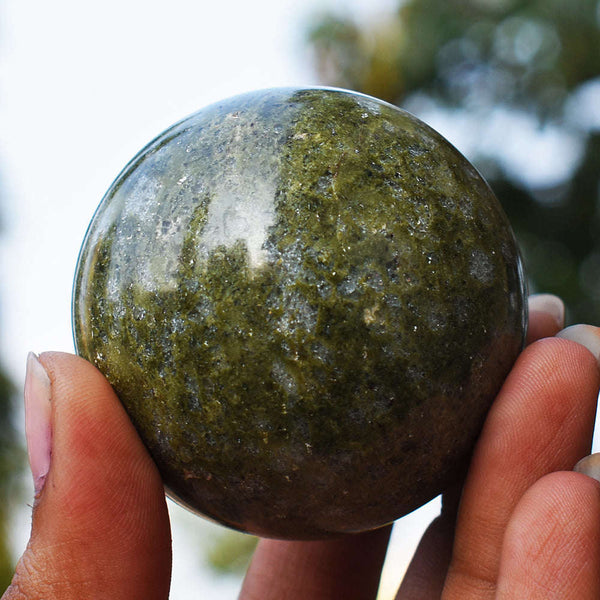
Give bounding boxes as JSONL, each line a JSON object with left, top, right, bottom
{"left": 73, "top": 87, "right": 527, "bottom": 539}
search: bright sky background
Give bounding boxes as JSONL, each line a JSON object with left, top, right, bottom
{"left": 0, "top": 0, "right": 435, "bottom": 598}
{"left": 2, "top": 2, "right": 597, "bottom": 598}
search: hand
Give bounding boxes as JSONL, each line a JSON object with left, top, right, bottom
{"left": 241, "top": 295, "right": 600, "bottom": 600}
{"left": 3, "top": 352, "right": 172, "bottom": 599}
{"left": 3, "top": 295, "right": 600, "bottom": 599}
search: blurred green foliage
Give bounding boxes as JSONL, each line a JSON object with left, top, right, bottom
{"left": 206, "top": 530, "right": 257, "bottom": 575}
{"left": 0, "top": 369, "right": 24, "bottom": 591}
{"left": 308, "top": 0, "right": 600, "bottom": 323}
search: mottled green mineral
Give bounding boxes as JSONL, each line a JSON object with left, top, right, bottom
{"left": 72, "top": 87, "right": 527, "bottom": 539}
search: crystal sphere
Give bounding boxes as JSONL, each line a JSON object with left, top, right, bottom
{"left": 72, "top": 87, "right": 527, "bottom": 539}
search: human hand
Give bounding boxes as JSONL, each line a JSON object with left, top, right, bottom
{"left": 3, "top": 294, "right": 600, "bottom": 599}
{"left": 241, "top": 294, "right": 600, "bottom": 600}
{"left": 2, "top": 352, "right": 172, "bottom": 599}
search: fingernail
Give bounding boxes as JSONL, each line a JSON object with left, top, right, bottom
{"left": 24, "top": 352, "right": 52, "bottom": 497}
{"left": 528, "top": 294, "right": 565, "bottom": 329}
{"left": 574, "top": 453, "right": 600, "bottom": 482}
{"left": 556, "top": 324, "right": 600, "bottom": 364}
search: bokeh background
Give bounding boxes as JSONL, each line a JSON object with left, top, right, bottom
{"left": 0, "top": 0, "right": 599, "bottom": 597}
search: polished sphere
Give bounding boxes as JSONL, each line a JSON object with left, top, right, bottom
{"left": 72, "top": 87, "right": 527, "bottom": 539}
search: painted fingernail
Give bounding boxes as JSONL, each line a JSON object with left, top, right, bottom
{"left": 528, "top": 294, "right": 565, "bottom": 329}
{"left": 574, "top": 453, "right": 600, "bottom": 482}
{"left": 24, "top": 352, "right": 52, "bottom": 497}
{"left": 556, "top": 324, "right": 600, "bottom": 365}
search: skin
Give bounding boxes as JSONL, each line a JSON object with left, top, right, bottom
{"left": 4, "top": 296, "right": 600, "bottom": 599}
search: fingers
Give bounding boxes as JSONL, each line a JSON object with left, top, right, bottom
{"left": 240, "top": 293, "right": 592, "bottom": 600}
{"left": 396, "top": 293, "right": 566, "bottom": 598}
{"left": 442, "top": 332, "right": 600, "bottom": 599}
{"left": 497, "top": 472, "right": 600, "bottom": 599}
{"left": 3, "top": 352, "right": 172, "bottom": 600}
{"left": 557, "top": 324, "right": 600, "bottom": 362}
{"left": 395, "top": 488, "right": 460, "bottom": 600}
{"left": 240, "top": 526, "right": 391, "bottom": 600}
{"left": 526, "top": 294, "right": 565, "bottom": 344}
{"left": 394, "top": 516, "right": 453, "bottom": 600}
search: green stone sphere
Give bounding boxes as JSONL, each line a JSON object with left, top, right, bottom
{"left": 72, "top": 87, "right": 527, "bottom": 539}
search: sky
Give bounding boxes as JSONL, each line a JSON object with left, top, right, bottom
{"left": 0, "top": 0, "right": 428, "bottom": 598}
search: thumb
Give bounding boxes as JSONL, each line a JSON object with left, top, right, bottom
{"left": 4, "top": 352, "right": 172, "bottom": 600}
